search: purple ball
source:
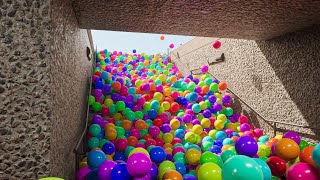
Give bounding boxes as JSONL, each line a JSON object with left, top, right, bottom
{"left": 187, "top": 103, "right": 193, "bottom": 109}
{"left": 208, "top": 95, "right": 216, "bottom": 103}
{"left": 184, "top": 175, "right": 197, "bottom": 180}
{"left": 103, "top": 84, "right": 111, "bottom": 93}
{"left": 191, "top": 119, "right": 200, "bottom": 125}
{"left": 222, "top": 94, "right": 232, "bottom": 104}
{"left": 92, "top": 115, "right": 103, "bottom": 125}
{"left": 283, "top": 131, "right": 301, "bottom": 144}
{"left": 149, "top": 163, "right": 158, "bottom": 179}
{"left": 93, "top": 89, "right": 103, "bottom": 97}
{"left": 97, "top": 160, "right": 117, "bottom": 180}
{"left": 76, "top": 167, "right": 91, "bottom": 180}
{"left": 193, "top": 78, "right": 199, "bottom": 84}
{"left": 161, "top": 124, "right": 172, "bottom": 133}
{"left": 202, "top": 110, "right": 212, "bottom": 118}
{"left": 195, "top": 86, "right": 202, "bottom": 93}
{"left": 213, "top": 79, "right": 219, "bottom": 84}
{"left": 127, "top": 153, "right": 151, "bottom": 177}
{"left": 235, "top": 135, "right": 258, "bottom": 157}
{"left": 240, "top": 123, "right": 251, "bottom": 132}
{"left": 213, "top": 103, "right": 222, "bottom": 112}
{"left": 166, "top": 154, "right": 173, "bottom": 161}
{"left": 182, "top": 114, "right": 192, "bottom": 123}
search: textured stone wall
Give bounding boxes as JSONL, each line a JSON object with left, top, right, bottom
{"left": 0, "top": 0, "right": 52, "bottom": 179}
{"left": 0, "top": 0, "right": 93, "bottom": 179}
{"left": 50, "top": 0, "right": 92, "bottom": 178}
{"left": 171, "top": 25, "right": 320, "bottom": 143}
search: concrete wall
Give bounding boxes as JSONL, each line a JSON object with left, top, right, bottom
{"left": 0, "top": 0, "right": 93, "bottom": 179}
{"left": 171, "top": 25, "right": 320, "bottom": 143}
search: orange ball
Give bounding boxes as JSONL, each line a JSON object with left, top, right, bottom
{"left": 122, "top": 120, "right": 132, "bottom": 130}
{"left": 170, "top": 76, "right": 177, "bottom": 83}
{"left": 266, "top": 138, "right": 278, "bottom": 148}
{"left": 135, "top": 120, "right": 146, "bottom": 130}
{"left": 163, "top": 143, "right": 173, "bottom": 149}
{"left": 160, "top": 35, "right": 165, "bottom": 40}
{"left": 106, "top": 129, "right": 117, "bottom": 141}
{"left": 275, "top": 138, "right": 300, "bottom": 161}
{"left": 218, "top": 82, "right": 227, "bottom": 90}
{"left": 299, "top": 146, "right": 315, "bottom": 167}
{"left": 221, "top": 145, "right": 231, "bottom": 151}
{"left": 112, "top": 81, "right": 121, "bottom": 91}
{"left": 231, "top": 136, "right": 239, "bottom": 142}
{"left": 128, "top": 136, "right": 138, "bottom": 146}
{"left": 162, "top": 170, "right": 183, "bottom": 180}
{"left": 143, "top": 134, "right": 153, "bottom": 140}
{"left": 201, "top": 85, "right": 209, "bottom": 93}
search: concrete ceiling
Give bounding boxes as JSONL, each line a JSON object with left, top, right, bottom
{"left": 73, "top": 0, "right": 320, "bottom": 40}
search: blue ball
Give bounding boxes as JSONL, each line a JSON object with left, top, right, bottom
{"left": 150, "top": 146, "right": 166, "bottom": 163}
{"left": 113, "top": 152, "right": 126, "bottom": 161}
{"left": 148, "top": 109, "right": 158, "bottom": 119}
{"left": 189, "top": 92, "right": 198, "bottom": 102}
{"left": 174, "top": 162, "right": 186, "bottom": 175}
{"left": 214, "top": 140, "right": 223, "bottom": 147}
{"left": 215, "top": 131, "right": 227, "bottom": 141}
{"left": 87, "top": 150, "right": 107, "bottom": 168}
{"left": 209, "top": 145, "right": 221, "bottom": 154}
{"left": 111, "top": 163, "right": 130, "bottom": 180}
{"left": 95, "top": 81, "right": 104, "bottom": 89}
{"left": 100, "top": 71, "right": 109, "bottom": 80}
{"left": 174, "top": 129, "right": 185, "bottom": 139}
{"left": 102, "top": 142, "right": 115, "bottom": 155}
{"left": 133, "top": 49, "right": 137, "bottom": 53}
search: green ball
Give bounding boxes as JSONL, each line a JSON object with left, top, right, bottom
{"left": 92, "top": 102, "right": 102, "bottom": 112}
{"left": 228, "top": 146, "right": 237, "bottom": 155}
{"left": 126, "top": 111, "right": 136, "bottom": 121}
{"left": 257, "top": 144, "right": 270, "bottom": 157}
{"left": 204, "top": 78, "right": 213, "bottom": 86}
{"left": 88, "top": 137, "right": 99, "bottom": 149}
{"left": 139, "top": 139, "right": 146, "bottom": 144}
{"left": 222, "top": 155, "right": 263, "bottom": 180}
{"left": 116, "top": 101, "right": 126, "bottom": 111}
{"left": 140, "top": 129, "right": 148, "bottom": 138}
{"left": 187, "top": 82, "right": 196, "bottom": 92}
{"left": 109, "top": 104, "right": 117, "bottom": 115}
{"left": 173, "top": 152, "right": 186, "bottom": 165}
{"left": 200, "top": 151, "right": 218, "bottom": 165}
{"left": 258, "top": 135, "right": 269, "bottom": 143}
{"left": 89, "top": 124, "right": 101, "bottom": 137}
{"left": 221, "top": 150, "right": 236, "bottom": 163}
{"left": 115, "top": 127, "right": 125, "bottom": 137}
{"left": 198, "top": 81, "right": 205, "bottom": 87}
{"left": 89, "top": 95, "right": 95, "bottom": 105}
{"left": 259, "top": 156, "right": 268, "bottom": 162}
{"left": 197, "top": 163, "right": 222, "bottom": 180}
{"left": 225, "top": 107, "right": 233, "bottom": 116}
{"left": 299, "top": 139, "right": 309, "bottom": 150}
{"left": 202, "top": 141, "right": 213, "bottom": 152}
{"left": 210, "top": 83, "right": 219, "bottom": 92}
{"left": 135, "top": 111, "right": 143, "bottom": 119}
{"left": 124, "top": 146, "right": 134, "bottom": 157}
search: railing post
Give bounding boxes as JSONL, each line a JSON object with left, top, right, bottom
{"left": 273, "top": 122, "right": 277, "bottom": 137}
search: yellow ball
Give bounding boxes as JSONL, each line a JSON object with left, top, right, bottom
{"left": 159, "top": 74, "right": 166, "bottom": 82}
{"left": 161, "top": 101, "right": 170, "bottom": 110}
{"left": 163, "top": 88, "right": 171, "bottom": 97}
{"left": 113, "top": 113, "right": 122, "bottom": 121}
{"left": 135, "top": 80, "right": 142, "bottom": 87}
{"left": 128, "top": 147, "right": 150, "bottom": 157}
{"left": 275, "top": 134, "right": 283, "bottom": 140}
{"left": 217, "top": 114, "right": 227, "bottom": 122}
{"left": 214, "top": 93, "right": 222, "bottom": 99}
{"left": 157, "top": 106, "right": 165, "bottom": 114}
{"left": 186, "top": 148, "right": 201, "bottom": 165}
{"left": 209, "top": 130, "right": 218, "bottom": 139}
{"left": 185, "top": 123, "right": 193, "bottom": 130}
{"left": 185, "top": 132, "right": 196, "bottom": 143}
{"left": 214, "top": 120, "right": 224, "bottom": 130}
{"left": 201, "top": 118, "right": 211, "bottom": 128}
{"left": 154, "top": 92, "right": 163, "bottom": 101}
{"left": 194, "top": 134, "right": 202, "bottom": 144}
{"left": 199, "top": 101, "right": 207, "bottom": 110}
{"left": 226, "top": 123, "right": 236, "bottom": 131}
{"left": 192, "top": 124, "right": 203, "bottom": 135}
{"left": 104, "top": 99, "right": 114, "bottom": 107}
{"left": 163, "top": 133, "right": 173, "bottom": 143}
{"left": 170, "top": 119, "right": 180, "bottom": 130}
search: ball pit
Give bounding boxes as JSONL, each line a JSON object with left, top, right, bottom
{"left": 77, "top": 49, "right": 320, "bottom": 180}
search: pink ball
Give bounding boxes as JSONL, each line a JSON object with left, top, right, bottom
{"left": 171, "top": 91, "right": 180, "bottom": 99}
{"left": 212, "top": 40, "right": 221, "bottom": 49}
{"left": 137, "top": 97, "right": 146, "bottom": 106}
{"left": 130, "top": 129, "right": 141, "bottom": 139}
{"left": 171, "top": 138, "right": 182, "bottom": 145}
{"left": 239, "top": 115, "right": 249, "bottom": 124}
{"left": 149, "top": 126, "right": 160, "bottom": 137}
{"left": 77, "top": 167, "right": 91, "bottom": 180}
{"left": 240, "top": 123, "right": 251, "bottom": 132}
{"left": 156, "top": 85, "right": 163, "bottom": 92}
{"left": 115, "top": 138, "right": 128, "bottom": 151}
{"left": 243, "top": 131, "right": 254, "bottom": 137}
{"left": 287, "top": 162, "right": 320, "bottom": 180}
{"left": 169, "top": 44, "right": 174, "bottom": 49}
{"left": 253, "top": 128, "right": 263, "bottom": 137}
{"left": 201, "top": 65, "right": 209, "bottom": 73}
{"left": 145, "top": 139, "right": 157, "bottom": 148}
{"left": 127, "top": 153, "right": 152, "bottom": 177}
{"left": 172, "top": 146, "right": 185, "bottom": 156}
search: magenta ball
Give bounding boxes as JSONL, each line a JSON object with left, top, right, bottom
{"left": 253, "top": 128, "right": 263, "bottom": 137}
{"left": 169, "top": 44, "right": 174, "bottom": 49}
{"left": 97, "top": 160, "right": 117, "bottom": 180}
{"left": 287, "top": 162, "right": 319, "bottom": 180}
{"left": 115, "top": 138, "right": 128, "bottom": 151}
{"left": 212, "top": 40, "right": 221, "bottom": 49}
{"left": 201, "top": 65, "right": 209, "bottom": 73}
{"left": 149, "top": 126, "right": 160, "bottom": 137}
{"left": 126, "top": 152, "right": 152, "bottom": 177}
{"left": 76, "top": 167, "right": 91, "bottom": 180}
{"left": 283, "top": 131, "right": 301, "bottom": 145}
{"left": 133, "top": 173, "right": 151, "bottom": 180}
{"left": 240, "top": 123, "right": 251, "bottom": 132}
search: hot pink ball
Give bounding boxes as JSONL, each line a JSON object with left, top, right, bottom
{"left": 201, "top": 65, "right": 209, "bottom": 73}
{"left": 127, "top": 153, "right": 152, "bottom": 177}
{"left": 171, "top": 138, "right": 182, "bottom": 145}
{"left": 169, "top": 44, "right": 174, "bottom": 49}
{"left": 287, "top": 162, "right": 320, "bottom": 180}
{"left": 145, "top": 139, "right": 157, "bottom": 148}
{"left": 149, "top": 126, "right": 160, "bottom": 137}
{"left": 171, "top": 91, "right": 180, "bottom": 99}
{"left": 130, "top": 129, "right": 141, "bottom": 139}
{"left": 212, "top": 40, "right": 221, "bottom": 49}
{"left": 115, "top": 138, "right": 128, "bottom": 151}
{"left": 243, "top": 131, "right": 254, "bottom": 137}
{"left": 135, "top": 142, "right": 146, "bottom": 149}
{"left": 172, "top": 146, "right": 186, "bottom": 156}
{"left": 240, "top": 123, "right": 251, "bottom": 132}
{"left": 239, "top": 115, "right": 249, "bottom": 124}
{"left": 77, "top": 167, "right": 91, "bottom": 180}
{"left": 253, "top": 128, "right": 263, "bottom": 138}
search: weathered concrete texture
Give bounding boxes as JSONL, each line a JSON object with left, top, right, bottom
{"left": 171, "top": 25, "right": 320, "bottom": 143}
{"left": 0, "top": 0, "right": 52, "bottom": 179}
{"left": 0, "top": 0, "right": 93, "bottom": 179}
{"left": 74, "top": 0, "right": 320, "bottom": 40}
{"left": 50, "top": 0, "right": 92, "bottom": 179}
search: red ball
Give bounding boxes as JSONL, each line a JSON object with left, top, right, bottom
{"left": 171, "top": 102, "right": 180, "bottom": 112}
{"left": 212, "top": 40, "right": 221, "bottom": 49}
{"left": 266, "top": 156, "right": 287, "bottom": 177}
{"left": 153, "top": 118, "right": 163, "bottom": 127}
{"left": 155, "top": 137, "right": 164, "bottom": 146}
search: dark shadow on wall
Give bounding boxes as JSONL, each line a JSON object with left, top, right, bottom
{"left": 256, "top": 25, "right": 320, "bottom": 141}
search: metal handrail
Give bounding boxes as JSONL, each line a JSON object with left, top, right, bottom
{"left": 73, "top": 46, "right": 97, "bottom": 172}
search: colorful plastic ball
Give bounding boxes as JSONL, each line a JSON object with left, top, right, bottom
{"left": 88, "top": 137, "right": 99, "bottom": 149}
{"left": 174, "top": 162, "right": 186, "bottom": 175}
{"left": 127, "top": 152, "right": 152, "bottom": 177}
{"left": 283, "top": 131, "right": 301, "bottom": 145}
{"left": 221, "top": 150, "right": 236, "bottom": 163}
{"left": 97, "top": 160, "right": 117, "bottom": 180}
{"left": 235, "top": 135, "right": 258, "bottom": 157}
{"left": 299, "top": 139, "right": 309, "bottom": 150}
{"left": 198, "top": 162, "right": 222, "bottom": 180}
{"left": 215, "top": 131, "right": 227, "bottom": 141}
{"left": 222, "top": 155, "right": 263, "bottom": 180}
{"left": 214, "top": 120, "right": 224, "bottom": 130}
{"left": 299, "top": 146, "right": 315, "bottom": 167}
{"left": 128, "top": 147, "right": 150, "bottom": 157}
{"left": 76, "top": 167, "right": 91, "bottom": 180}
{"left": 115, "top": 138, "right": 128, "bottom": 151}
{"left": 133, "top": 49, "right": 137, "bottom": 53}
{"left": 287, "top": 162, "right": 319, "bottom": 180}
{"left": 185, "top": 148, "right": 201, "bottom": 165}
{"left": 192, "top": 104, "right": 201, "bottom": 113}
{"left": 150, "top": 146, "right": 166, "bottom": 163}
{"left": 159, "top": 161, "right": 176, "bottom": 177}
{"left": 212, "top": 40, "right": 221, "bottom": 49}
{"left": 87, "top": 150, "right": 107, "bottom": 168}
{"left": 111, "top": 163, "right": 130, "bottom": 180}
{"left": 92, "top": 102, "right": 102, "bottom": 112}
{"left": 162, "top": 170, "right": 183, "bottom": 180}
{"left": 201, "top": 65, "right": 209, "bottom": 73}
{"left": 160, "top": 36, "right": 165, "bottom": 40}
{"left": 312, "top": 144, "right": 320, "bottom": 169}
{"left": 257, "top": 144, "right": 271, "bottom": 157}
{"left": 253, "top": 158, "right": 272, "bottom": 180}
{"left": 266, "top": 156, "right": 286, "bottom": 177}
{"left": 173, "top": 152, "right": 186, "bottom": 165}
{"left": 209, "top": 145, "right": 221, "bottom": 154}
{"left": 102, "top": 142, "right": 115, "bottom": 155}
{"left": 169, "top": 44, "right": 175, "bottom": 49}
{"left": 200, "top": 151, "right": 218, "bottom": 165}
{"left": 275, "top": 138, "right": 300, "bottom": 161}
